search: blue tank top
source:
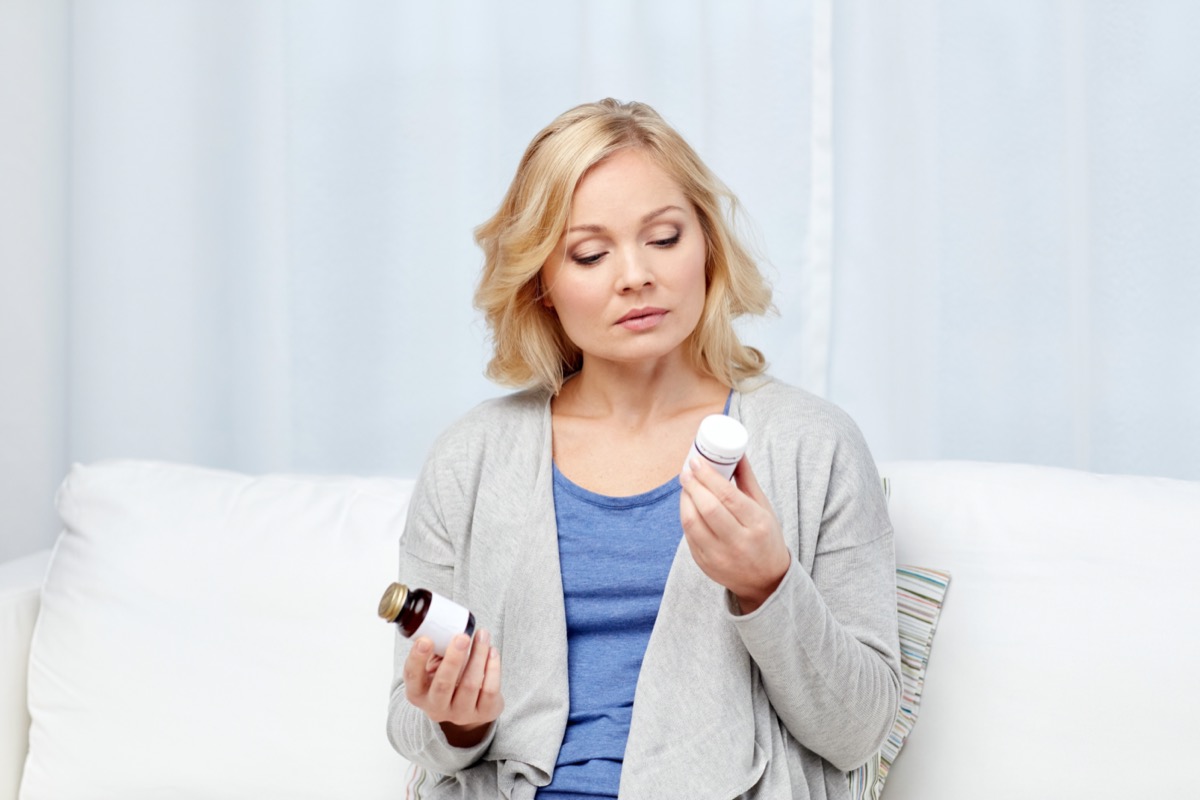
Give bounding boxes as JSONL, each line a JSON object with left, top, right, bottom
{"left": 537, "top": 468, "right": 682, "bottom": 800}
{"left": 538, "top": 392, "right": 732, "bottom": 799}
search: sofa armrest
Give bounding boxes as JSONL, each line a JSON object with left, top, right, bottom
{"left": 0, "top": 549, "right": 52, "bottom": 800}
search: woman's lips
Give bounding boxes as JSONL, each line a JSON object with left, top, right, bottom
{"left": 616, "top": 308, "right": 667, "bottom": 331}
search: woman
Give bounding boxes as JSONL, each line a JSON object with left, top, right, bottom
{"left": 387, "top": 99, "right": 900, "bottom": 800}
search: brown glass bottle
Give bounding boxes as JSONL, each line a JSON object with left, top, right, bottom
{"left": 378, "top": 582, "right": 475, "bottom": 656}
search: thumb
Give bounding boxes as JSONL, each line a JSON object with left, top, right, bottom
{"left": 404, "top": 638, "right": 437, "bottom": 698}
{"left": 732, "top": 454, "right": 770, "bottom": 508}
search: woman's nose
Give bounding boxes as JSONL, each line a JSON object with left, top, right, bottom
{"left": 614, "top": 249, "right": 653, "bottom": 292}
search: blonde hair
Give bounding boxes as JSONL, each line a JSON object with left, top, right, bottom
{"left": 474, "top": 99, "right": 772, "bottom": 394}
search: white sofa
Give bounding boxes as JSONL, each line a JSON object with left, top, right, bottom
{"left": 2, "top": 459, "right": 1197, "bottom": 799}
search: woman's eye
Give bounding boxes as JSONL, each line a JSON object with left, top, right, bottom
{"left": 572, "top": 251, "right": 605, "bottom": 266}
{"left": 651, "top": 233, "right": 680, "bottom": 248}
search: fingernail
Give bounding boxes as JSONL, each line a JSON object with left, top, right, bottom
{"left": 455, "top": 635, "right": 470, "bottom": 651}
{"left": 478, "top": 629, "right": 491, "bottom": 646}
{"left": 415, "top": 639, "right": 432, "bottom": 654}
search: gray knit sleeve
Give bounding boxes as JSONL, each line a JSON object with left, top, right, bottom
{"left": 730, "top": 395, "right": 901, "bottom": 771}
{"left": 385, "top": 439, "right": 496, "bottom": 774}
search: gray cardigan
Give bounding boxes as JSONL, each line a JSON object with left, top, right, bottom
{"left": 387, "top": 377, "right": 901, "bottom": 800}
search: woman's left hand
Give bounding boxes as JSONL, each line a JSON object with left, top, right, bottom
{"left": 680, "top": 454, "right": 792, "bottom": 614}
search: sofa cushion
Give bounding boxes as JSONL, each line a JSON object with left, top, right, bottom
{"left": 0, "top": 550, "right": 51, "bottom": 800}
{"left": 873, "top": 460, "right": 1200, "bottom": 800}
{"left": 22, "top": 460, "right": 413, "bottom": 799}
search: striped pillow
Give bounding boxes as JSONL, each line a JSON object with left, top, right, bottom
{"left": 849, "top": 566, "right": 951, "bottom": 800}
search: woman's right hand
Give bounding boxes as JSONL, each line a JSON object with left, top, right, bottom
{"left": 403, "top": 628, "right": 503, "bottom": 748}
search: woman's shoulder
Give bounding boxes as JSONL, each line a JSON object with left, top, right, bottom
{"left": 737, "top": 375, "right": 880, "bottom": 481}
{"left": 738, "top": 375, "right": 862, "bottom": 440}
{"left": 452, "top": 387, "right": 549, "bottom": 431}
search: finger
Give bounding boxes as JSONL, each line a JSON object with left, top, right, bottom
{"left": 732, "top": 455, "right": 771, "bottom": 510}
{"left": 691, "top": 454, "right": 771, "bottom": 530}
{"left": 479, "top": 646, "right": 504, "bottom": 716}
{"left": 455, "top": 629, "right": 491, "bottom": 708}
{"left": 681, "top": 458, "right": 745, "bottom": 537}
{"left": 679, "top": 481, "right": 719, "bottom": 553}
{"left": 428, "top": 634, "right": 473, "bottom": 707}
{"left": 687, "top": 455, "right": 751, "bottom": 507}
{"left": 403, "top": 638, "right": 436, "bottom": 699}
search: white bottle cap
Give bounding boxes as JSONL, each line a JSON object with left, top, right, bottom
{"left": 695, "top": 414, "right": 748, "bottom": 465}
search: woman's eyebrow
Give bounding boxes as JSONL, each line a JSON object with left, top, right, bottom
{"left": 641, "top": 204, "right": 684, "bottom": 223}
{"left": 567, "top": 205, "right": 685, "bottom": 234}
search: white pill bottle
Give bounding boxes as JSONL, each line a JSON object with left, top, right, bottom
{"left": 682, "top": 414, "right": 749, "bottom": 481}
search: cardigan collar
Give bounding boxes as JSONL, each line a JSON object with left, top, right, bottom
{"left": 490, "top": 386, "right": 769, "bottom": 798}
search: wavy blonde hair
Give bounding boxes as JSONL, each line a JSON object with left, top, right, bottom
{"left": 474, "top": 99, "right": 772, "bottom": 394}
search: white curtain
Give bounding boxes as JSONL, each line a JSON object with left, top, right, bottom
{"left": 830, "top": 0, "right": 1200, "bottom": 481}
{"left": 5, "top": 1, "right": 1197, "bottom": 564}
{"left": 0, "top": 1, "right": 826, "bottom": 561}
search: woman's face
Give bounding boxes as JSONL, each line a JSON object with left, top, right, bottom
{"left": 541, "top": 148, "right": 708, "bottom": 371}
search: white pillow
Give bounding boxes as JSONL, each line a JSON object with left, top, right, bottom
{"left": 875, "top": 460, "right": 1200, "bottom": 800}
{"left": 22, "top": 460, "right": 413, "bottom": 799}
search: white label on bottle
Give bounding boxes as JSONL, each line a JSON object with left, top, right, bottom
{"left": 682, "top": 440, "right": 739, "bottom": 481}
{"left": 412, "top": 594, "right": 471, "bottom": 656}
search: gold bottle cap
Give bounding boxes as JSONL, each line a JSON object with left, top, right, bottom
{"left": 378, "top": 582, "right": 409, "bottom": 622}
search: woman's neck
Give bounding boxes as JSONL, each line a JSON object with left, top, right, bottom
{"left": 554, "top": 355, "right": 728, "bottom": 427}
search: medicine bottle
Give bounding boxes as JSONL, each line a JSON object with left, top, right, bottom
{"left": 682, "top": 414, "right": 748, "bottom": 481}
{"left": 378, "top": 582, "right": 475, "bottom": 657}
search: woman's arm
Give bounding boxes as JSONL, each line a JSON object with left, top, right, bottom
{"left": 386, "top": 456, "right": 502, "bottom": 773}
{"left": 680, "top": 425, "right": 901, "bottom": 771}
